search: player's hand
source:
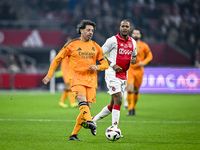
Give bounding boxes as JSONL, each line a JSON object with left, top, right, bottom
{"left": 138, "top": 61, "right": 144, "bottom": 67}
{"left": 130, "top": 56, "right": 137, "bottom": 65}
{"left": 42, "top": 76, "right": 51, "bottom": 85}
{"left": 89, "top": 65, "right": 99, "bottom": 71}
{"left": 113, "top": 65, "right": 122, "bottom": 73}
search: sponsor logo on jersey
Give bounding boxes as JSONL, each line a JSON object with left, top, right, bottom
{"left": 124, "top": 44, "right": 128, "bottom": 48}
{"left": 77, "top": 48, "right": 82, "bottom": 51}
{"left": 78, "top": 52, "right": 95, "bottom": 56}
{"left": 119, "top": 48, "right": 132, "bottom": 55}
{"left": 128, "top": 43, "right": 132, "bottom": 48}
{"left": 92, "top": 47, "right": 95, "bottom": 51}
{"left": 78, "top": 51, "right": 95, "bottom": 59}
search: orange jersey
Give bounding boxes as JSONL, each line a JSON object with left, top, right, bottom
{"left": 60, "top": 56, "right": 70, "bottom": 83}
{"left": 129, "top": 41, "right": 153, "bottom": 72}
{"left": 46, "top": 38, "right": 109, "bottom": 88}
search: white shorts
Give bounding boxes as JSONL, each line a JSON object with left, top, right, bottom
{"left": 105, "top": 76, "right": 127, "bottom": 95}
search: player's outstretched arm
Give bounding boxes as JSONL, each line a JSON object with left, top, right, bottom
{"left": 42, "top": 76, "right": 51, "bottom": 85}
{"left": 42, "top": 50, "right": 65, "bottom": 85}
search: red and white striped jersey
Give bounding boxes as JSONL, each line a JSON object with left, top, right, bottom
{"left": 102, "top": 33, "right": 137, "bottom": 80}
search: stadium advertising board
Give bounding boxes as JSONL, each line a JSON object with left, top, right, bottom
{"left": 140, "top": 68, "right": 200, "bottom": 94}
{"left": 0, "top": 29, "right": 62, "bottom": 47}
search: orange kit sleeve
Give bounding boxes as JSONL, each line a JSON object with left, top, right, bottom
{"left": 46, "top": 43, "right": 72, "bottom": 79}
{"left": 142, "top": 43, "right": 153, "bottom": 66}
{"left": 94, "top": 42, "right": 109, "bottom": 71}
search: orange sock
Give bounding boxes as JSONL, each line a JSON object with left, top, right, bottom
{"left": 71, "top": 113, "right": 85, "bottom": 135}
{"left": 133, "top": 93, "right": 139, "bottom": 109}
{"left": 67, "top": 91, "right": 75, "bottom": 104}
{"left": 60, "top": 90, "right": 68, "bottom": 103}
{"left": 79, "top": 102, "right": 92, "bottom": 122}
{"left": 127, "top": 92, "right": 134, "bottom": 110}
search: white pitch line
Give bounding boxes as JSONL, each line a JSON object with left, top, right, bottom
{"left": 0, "top": 119, "right": 200, "bottom": 124}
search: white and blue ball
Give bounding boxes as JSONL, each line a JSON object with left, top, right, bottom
{"left": 105, "top": 126, "right": 121, "bottom": 141}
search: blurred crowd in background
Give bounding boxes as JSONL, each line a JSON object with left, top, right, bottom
{"left": 0, "top": 0, "right": 200, "bottom": 73}
{"left": 0, "top": 52, "right": 38, "bottom": 74}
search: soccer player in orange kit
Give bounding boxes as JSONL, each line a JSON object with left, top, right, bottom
{"left": 58, "top": 56, "right": 78, "bottom": 108}
{"left": 42, "top": 20, "right": 109, "bottom": 140}
{"left": 126, "top": 28, "right": 153, "bottom": 115}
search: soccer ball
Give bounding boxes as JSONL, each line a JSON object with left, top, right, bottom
{"left": 105, "top": 126, "right": 121, "bottom": 141}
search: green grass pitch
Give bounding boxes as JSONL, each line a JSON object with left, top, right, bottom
{"left": 0, "top": 91, "right": 200, "bottom": 150}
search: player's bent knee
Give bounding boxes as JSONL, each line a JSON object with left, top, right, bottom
{"left": 76, "top": 95, "right": 87, "bottom": 103}
{"left": 126, "top": 84, "right": 134, "bottom": 92}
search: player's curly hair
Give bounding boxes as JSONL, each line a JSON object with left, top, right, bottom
{"left": 77, "top": 20, "right": 96, "bottom": 34}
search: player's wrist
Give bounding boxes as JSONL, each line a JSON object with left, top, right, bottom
{"left": 110, "top": 62, "right": 115, "bottom": 68}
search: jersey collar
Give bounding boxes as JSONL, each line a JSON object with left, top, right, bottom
{"left": 116, "top": 33, "right": 131, "bottom": 42}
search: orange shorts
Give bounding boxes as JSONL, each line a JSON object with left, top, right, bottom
{"left": 127, "top": 70, "right": 143, "bottom": 88}
{"left": 71, "top": 85, "right": 96, "bottom": 103}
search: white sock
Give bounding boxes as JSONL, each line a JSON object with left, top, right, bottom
{"left": 93, "top": 105, "right": 112, "bottom": 124}
{"left": 123, "top": 90, "right": 128, "bottom": 108}
{"left": 112, "top": 105, "right": 121, "bottom": 127}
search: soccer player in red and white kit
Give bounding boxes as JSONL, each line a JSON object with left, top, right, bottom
{"left": 92, "top": 20, "right": 137, "bottom": 134}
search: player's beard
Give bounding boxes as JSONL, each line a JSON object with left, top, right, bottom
{"left": 133, "top": 37, "right": 139, "bottom": 41}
